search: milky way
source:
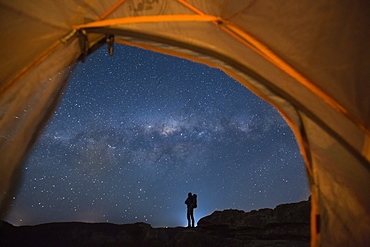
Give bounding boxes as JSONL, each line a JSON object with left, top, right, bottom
{"left": 6, "top": 45, "right": 309, "bottom": 227}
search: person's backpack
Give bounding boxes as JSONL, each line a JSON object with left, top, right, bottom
{"left": 193, "top": 194, "right": 197, "bottom": 208}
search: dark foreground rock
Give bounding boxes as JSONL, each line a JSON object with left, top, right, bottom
{"left": 197, "top": 199, "right": 311, "bottom": 247}
{"left": 0, "top": 200, "right": 310, "bottom": 247}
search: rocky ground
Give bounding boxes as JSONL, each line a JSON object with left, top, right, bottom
{"left": 0, "top": 200, "right": 310, "bottom": 247}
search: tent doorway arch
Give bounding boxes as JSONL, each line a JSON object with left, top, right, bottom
{"left": 5, "top": 43, "right": 310, "bottom": 228}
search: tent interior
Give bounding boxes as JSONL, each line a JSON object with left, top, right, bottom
{"left": 0, "top": 1, "right": 369, "bottom": 246}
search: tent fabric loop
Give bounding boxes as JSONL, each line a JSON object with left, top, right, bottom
{"left": 61, "top": 30, "right": 78, "bottom": 44}
{"left": 78, "top": 29, "right": 89, "bottom": 63}
{"left": 106, "top": 35, "right": 115, "bottom": 56}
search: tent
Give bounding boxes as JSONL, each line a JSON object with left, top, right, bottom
{"left": 0, "top": 0, "right": 369, "bottom": 246}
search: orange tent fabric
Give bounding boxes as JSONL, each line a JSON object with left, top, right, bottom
{"left": 1, "top": 1, "right": 369, "bottom": 246}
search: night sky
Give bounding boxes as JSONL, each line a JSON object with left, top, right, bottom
{"left": 6, "top": 44, "right": 309, "bottom": 227}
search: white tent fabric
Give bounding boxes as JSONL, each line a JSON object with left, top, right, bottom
{"left": 0, "top": 1, "right": 369, "bottom": 246}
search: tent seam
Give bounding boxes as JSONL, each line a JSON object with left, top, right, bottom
{"left": 98, "top": 0, "right": 128, "bottom": 20}
{"left": 0, "top": 41, "right": 62, "bottom": 97}
{"left": 72, "top": 15, "right": 220, "bottom": 29}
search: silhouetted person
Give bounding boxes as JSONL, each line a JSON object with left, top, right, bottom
{"left": 193, "top": 194, "right": 197, "bottom": 208}
{"left": 185, "top": 192, "right": 196, "bottom": 227}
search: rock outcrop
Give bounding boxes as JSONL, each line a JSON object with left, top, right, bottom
{"left": 0, "top": 200, "right": 310, "bottom": 247}
{"left": 196, "top": 200, "right": 311, "bottom": 246}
